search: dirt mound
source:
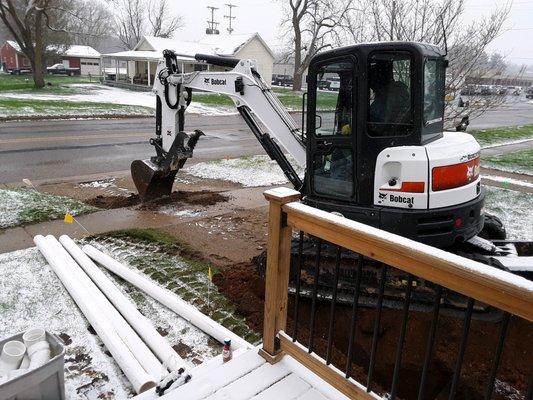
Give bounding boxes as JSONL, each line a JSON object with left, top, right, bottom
{"left": 85, "top": 190, "right": 229, "bottom": 209}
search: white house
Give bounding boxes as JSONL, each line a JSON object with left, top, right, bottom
{"left": 101, "top": 33, "right": 275, "bottom": 89}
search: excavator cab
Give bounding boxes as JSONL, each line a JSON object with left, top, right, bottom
{"left": 303, "top": 42, "right": 484, "bottom": 247}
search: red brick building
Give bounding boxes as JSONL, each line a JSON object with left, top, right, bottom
{"left": 0, "top": 41, "right": 100, "bottom": 74}
{"left": 0, "top": 40, "right": 30, "bottom": 71}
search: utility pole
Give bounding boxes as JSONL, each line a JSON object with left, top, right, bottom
{"left": 206, "top": 6, "right": 220, "bottom": 35}
{"left": 224, "top": 3, "right": 237, "bottom": 34}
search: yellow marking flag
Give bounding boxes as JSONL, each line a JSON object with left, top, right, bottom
{"left": 64, "top": 213, "right": 74, "bottom": 224}
{"left": 208, "top": 267, "right": 213, "bottom": 282}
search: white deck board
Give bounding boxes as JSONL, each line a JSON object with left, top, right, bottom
{"left": 251, "top": 373, "right": 311, "bottom": 400}
{"left": 159, "top": 349, "right": 265, "bottom": 400}
{"left": 295, "top": 389, "right": 330, "bottom": 400}
{"left": 156, "top": 349, "right": 348, "bottom": 400}
{"left": 204, "top": 361, "right": 290, "bottom": 400}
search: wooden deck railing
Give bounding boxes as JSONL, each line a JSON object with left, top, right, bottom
{"left": 259, "top": 187, "right": 533, "bottom": 400}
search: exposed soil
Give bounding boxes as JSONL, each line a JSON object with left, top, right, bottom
{"left": 85, "top": 190, "right": 229, "bottom": 210}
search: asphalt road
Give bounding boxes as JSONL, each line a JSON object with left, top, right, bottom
{"left": 0, "top": 115, "right": 263, "bottom": 184}
{"left": 1, "top": 99, "right": 532, "bottom": 184}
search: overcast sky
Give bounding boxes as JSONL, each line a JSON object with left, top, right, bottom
{"left": 169, "top": 0, "right": 533, "bottom": 65}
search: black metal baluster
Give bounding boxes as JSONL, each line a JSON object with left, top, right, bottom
{"left": 308, "top": 238, "right": 322, "bottom": 353}
{"left": 390, "top": 274, "right": 414, "bottom": 399}
{"left": 418, "top": 286, "right": 443, "bottom": 400}
{"left": 326, "top": 246, "right": 342, "bottom": 365}
{"left": 448, "top": 297, "right": 475, "bottom": 400}
{"left": 292, "top": 231, "right": 304, "bottom": 342}
{"left": 484, "top": 312, "right": 511, "bottom": 400}
{"left": 526, "top": 375, "right": 533, "bottom": 400}
{"left": 345, "top": 254, "right": 363, "bottom": 378}
{"left": 367, "top": 263, "right": 387, "bottom": 392}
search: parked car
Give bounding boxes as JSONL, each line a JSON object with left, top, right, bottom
{"left": 317, "top": 79, "right": 330, "bottom": 90}
{"left": 46, "top": 63, "right": 81, "bottom": 76}
{"left": 327, "top": 77, "right": 340, "bottom": 91}
{"left": 526, "top": 87, "right": 533, "bottom": 99}
{"left": 9, "top": 67, "right": 32, "bottom": 75}
{"left": 271, "top": 74, "right": 293, "bottom": 87}
{"left": 444, "top": 95, "right": 470, "bottom": 132}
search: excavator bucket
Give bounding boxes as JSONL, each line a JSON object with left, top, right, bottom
{"left": 131, "top": 159, "right": 178, "bottom": 201}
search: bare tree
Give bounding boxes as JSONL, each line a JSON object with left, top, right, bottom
{"left": 114, "top": 0, "right": 145, "bottom": 49}
{"left": 148, "top": 0, "right": 182, "bottom": 38}
{"left": 70, "top": 1, "right": 114, "bottom": 48}
{"left": 280, "top": 0, "right": 353, "bottom": 91}
{"left": 339, "top": 0, "right": 511, "bottom": 125}
{"left": 113, "top": 0, "right": 182, "bottom": 49}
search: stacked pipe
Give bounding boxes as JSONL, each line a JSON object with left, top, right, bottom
{"left": 34, "top": 234, "right": 252, "bottom": 394}
{"left": 34, "top": 235, "right": 157, "bottom": 393}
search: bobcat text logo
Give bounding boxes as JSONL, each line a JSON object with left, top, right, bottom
{"left": 205, "top": 78, "right": 227, "bottom": 85}
{"left": 389, "top": 194, "right": 414, "bottom": 205}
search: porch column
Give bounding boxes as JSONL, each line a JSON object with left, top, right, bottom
{"left": 115, "top": 58, "right": 118, "bottom": 82}
{"left": 147, "top": 61, "right": 151, "bottom": 87}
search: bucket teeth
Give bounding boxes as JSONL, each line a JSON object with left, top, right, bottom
{"left": 131, "top": 159, "right": 177, "bottom": 201}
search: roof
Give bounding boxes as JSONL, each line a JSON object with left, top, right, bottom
{"left": 63, "top": 45, "right": 100, "bottom": 58}
{"left": 100, "top": 49, "right": 199, "bottom": 63}
{"left": 6, "top": 40, "right": 22, "bottom": 53}
{"left": 4, "top": 41, "right": 99, "bottom": 58}
{"left": 132, "top": 33, "right": 274, "bottom": 59}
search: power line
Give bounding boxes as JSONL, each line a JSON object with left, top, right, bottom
{"left": 224, "top": 3, "right": 237, "bottom": 35}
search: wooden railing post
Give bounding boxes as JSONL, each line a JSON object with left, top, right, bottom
{"left": 259, "top": 187, "right": 301, "bottom": 363}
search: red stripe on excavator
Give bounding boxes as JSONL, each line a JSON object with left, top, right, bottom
{"left": 382, "top": 182, "right": 426, "bottom": 193}
{"left": 432, "top": 157, "right": 480, "bottom": 191}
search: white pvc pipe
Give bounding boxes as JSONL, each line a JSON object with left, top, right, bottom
{"left": 45, "top": 236, "right": 163, "bottom": 379}
{"left": 0, "top": 341, "right": 26, "bottom": 373}
{"left": 83, "top": 245, "right": 252, "bottom": 350}
{"left": 59, "top": 235, "right": 189, "bottom": 371}
{"left": 34, "top": 235, "right": 155, "bottom": 393}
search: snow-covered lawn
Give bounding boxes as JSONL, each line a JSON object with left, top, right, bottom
{"left": 0, "top": 234, "right": 257, "bottom": 398}
{"left": 186, "top": 155, "right": 304, "bottom": 187}
{"left": 0, "top": 84, "right": 235, "bottom": 118}
{"left": 484, "top": 186, "right": 532, "bottom": 241}
{"left": 0, "top": 188, "right": 97, "bottom": 230}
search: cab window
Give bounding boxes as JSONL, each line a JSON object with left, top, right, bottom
{"left": 367, "top": 52, "right": 413, "bottom": 136}
{"left": 315, "top": 61, "right": 353, "bottom": 137}
{"left": 423, "top": 59, "right": 445, "bottom": 125}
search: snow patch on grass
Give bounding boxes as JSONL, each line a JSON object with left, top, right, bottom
{"left": 0, "top": 84, "right": 235, "bottom": 117}
{"left": 0, "top": 188, "right": 97, "bottom": 229}
{"left": 482, "top": 175, "right": 533, "bottom": 188}
{"left": 186, "top": 155, "right": 304, "bottom": 187}
{"left": 484, "top": 186, "right": 532, "bottom": 241}
{"left": 79, "top": 178, "right": 116, "bottom": 189}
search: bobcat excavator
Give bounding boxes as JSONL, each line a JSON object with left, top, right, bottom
{"left": 131, "top": 42, "right": 531, "bottom": 311}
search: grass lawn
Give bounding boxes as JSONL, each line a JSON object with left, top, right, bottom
{"left": 193, "top": 86, "right": 337, "bottom": 110}
{"left": 91, "top": 230, "right": 261, "bottom": 343}
{"left": 0, "top": 73, "right": 98, "bottom": 92}
{"left": 0, "top": 98, "right": 153, "bottom": 119}
{"left": 471, "top": 125, "right": 533, "bottom": 147}
{"left": 482, "top": 148, "right": 533, "bottom": 175}
{"left": 0, "top": 188, "right": 98, "bottom": 230}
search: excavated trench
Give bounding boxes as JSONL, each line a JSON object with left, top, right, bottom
{"left": 85, "top": 190, "right": 229, "bottom": 209}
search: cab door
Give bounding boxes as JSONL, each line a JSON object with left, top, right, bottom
{"left": 307, "top": 57, "right": 357, "bottom": 202}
